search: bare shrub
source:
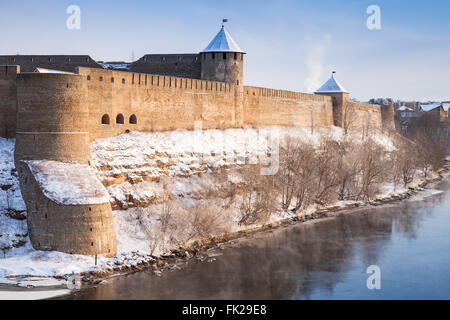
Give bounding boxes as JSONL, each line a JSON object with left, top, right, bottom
{"left": 412, "top": 130, "right": 446, "bottom": 178}
{"left": 391, "top": 137, "right": 417, "bottom": 188}
{"left": 342, "top": 102, "right": 357, "bottom": 135}
{"left": 357, "top": 138, "right": 386, "bottom": 199}
{"left": 189, "top": 202, "right": 229, "bottom": 239}
{"left": 159, "top": 191, "right": 175, "bottom": 234}
{"left": 276, "top": 138, "right": 315, "bottom": 212}
{"left": 238, "top": 166, "right": 276, "bottom": 226}
{"left": 336, "top": 139, "right": 361, "bottom": 200}
{"left": 311, "top": 138, "right": 342, "bottom": 205}
{"left": 134, "top": 206, "right": 159, "bottom": 255}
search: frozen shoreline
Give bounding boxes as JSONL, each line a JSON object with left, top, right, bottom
{"left": 0, "top": 129, "right": 447, "bottom": 294}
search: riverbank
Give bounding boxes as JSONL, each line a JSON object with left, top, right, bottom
{"left": 60, "top": 170, "right": 450, "bottom": 300}
{"left": 69, "top": 161, "right": 450, "bottom": 287}
{"left": 0, "top": 129, "right": 446, "bottom": 292}
{"left": 0, "top": 163, "right": 447, "bottom": 296}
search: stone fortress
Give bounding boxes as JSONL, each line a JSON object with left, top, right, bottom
{"left": 0, "top": 23, "right": 395, "bottom": 257}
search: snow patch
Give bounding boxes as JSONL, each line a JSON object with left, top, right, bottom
{"left": 25, "top": 160, "right": 110, "bottom": 205}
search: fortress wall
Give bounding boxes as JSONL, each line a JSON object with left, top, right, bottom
{"left": 347, "top": 101, "right": 382, "bottom": 129}
{"left": 16, "top": 161, "right": 116, "bottom": 257}
{"left": 0, "top": 55, "right": 103, "bottom": 73}
{"left": 0, "top": 65, "right": 19, "bottom": 138}
{"left": 130, "top": 54, "right": 201, "bottom": 79}
{"left": 15, "top": 73, "right": 91, "bottom": 163}
{"left": 14, "top": 72, "right": 117, "bottom": 257}
{"left": 243, "top": 86, "right": 334, "bottom": 127}
{"left": 76, "top": 67, "right": 241, "bottom": 141}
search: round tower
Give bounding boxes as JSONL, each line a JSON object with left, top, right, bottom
{"left": 200, "top": 24, "right": 245, "bottom": 85}
{"left": 15, "top": 72, "right": 90, "bottom": 163}
{"left": 14, "top": 71, "right": 117, "bottom": 257}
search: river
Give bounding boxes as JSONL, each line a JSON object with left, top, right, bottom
{"left": 60, "top": 175, "right": 450, "bottom": 300}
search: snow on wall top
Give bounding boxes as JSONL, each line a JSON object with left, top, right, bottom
{"left": 34, "top": 68, "right": 76, "bottom": 75}
{"left": 24, "top": 160, "right": 110, "bottom": 206}
{"left": 397, "top": 106, "right": 414, "bottom": 111}
{"left": 420, "top": 103, "right": 442, "bottom": 112}
{"left": 315, "top": 74, "right": 348, "bottom": 94}
{"left": 201, "top": 26, "right": 245, "bottom": 53}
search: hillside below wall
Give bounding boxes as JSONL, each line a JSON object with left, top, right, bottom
{"left": 77, "top": 67, "right": 240, "bottom": 141}
{"left": 243, "top": 86, "right": 334, "bottom": 127}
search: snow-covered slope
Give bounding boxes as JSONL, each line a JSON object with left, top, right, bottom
{"left": 0, "top": 138, "right": 27, "bottom": 255}
{"left": 25, "top": 160, "right": 110, "bottom": 205}
{"left": 0, "top": 127, "right": 402, "bottom": 282}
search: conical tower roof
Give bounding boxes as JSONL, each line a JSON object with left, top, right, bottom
{"left": 315, "top": 73, "right": 348, "bottom": 94}
{"left": 201, "top": 26, "right": 245, "bottom": 53}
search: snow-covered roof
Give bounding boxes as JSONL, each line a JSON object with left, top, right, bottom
{"left": 24, "top": 160, "right": 110, "bottom": 205}
{"left": 34, "top": 67, "right": 76, "bottom": 74}
{"left": 420, "top": 103, "right": 441, "bottom": 112}
{"left": 201, "top": 26, "right": 245, "bottom": 53}
{"left": 442, "top": 103, "right": 450, "bottom": 112}
{"left": 314, "top": 74, "right": 349, "bottom": 94}
{"left": 397, "top": 106, "right": 414, "bottom": 111}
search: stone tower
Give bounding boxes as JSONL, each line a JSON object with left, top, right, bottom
{"left": 314, "top": 72, "right": 349, "bottom": 128}
{"left": 380, "top": 98, "right": 395, "bottom": 131}
{"left": 200, "top": 25, "right": 245, "bottom": 86}
{"left": 14, "top": 70, "right": 117, "bottom": 257}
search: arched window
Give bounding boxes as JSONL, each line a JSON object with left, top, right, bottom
{"left": 129, "top": 114, "right": 137, "bottom": 124}
{"left": 116, "top": 113, "right": 124, "bottom": 124}
{"left": 101, "top": 114, "right": 110, "bottom": 125}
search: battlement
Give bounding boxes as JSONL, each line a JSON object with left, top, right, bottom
{"left": 77, "top": 67, "right": 235, "bottom": 94}
{"left": 244, "top": 85, "right": 332, "bottom": 102}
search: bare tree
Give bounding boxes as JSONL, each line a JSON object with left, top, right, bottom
{"left": 311, "top": 138, "right": 342, "bottom": 205}
{"left": 358, "top": 138, "right": 385, "bottom": 199}
{"left": 275, "top": 138, "right": 315, "bottom": 212}
{"left": 342, "top": 102, "right": 357, "bottom": 135}
{"left": 238, "top": 166, "right": 276, "bottom": 226}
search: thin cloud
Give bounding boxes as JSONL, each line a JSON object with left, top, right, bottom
{"left": 304, "top": 33, "right": 331, "bottom": 93}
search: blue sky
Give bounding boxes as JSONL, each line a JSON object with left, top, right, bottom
{"left": 1, "top": 0, "right": 449, "bottom": 101}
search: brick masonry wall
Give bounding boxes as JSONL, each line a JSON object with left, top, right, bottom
{"left": 243, "top": 86, "right": 334, "bottom": 127}
{"left": 15, "top": 73, "right": 91, "bottom": 163}
{"left": 0, "top": 65, "right": 19, "bottom": 138}
{"left": 77, "top": 67, "right": 240, "bottom": 141}
{"left": 347, "top": 101, "right": 383, "bottom": 129}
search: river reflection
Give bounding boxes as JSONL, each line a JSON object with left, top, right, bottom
{"left": 61, "top": 180, "right": 450, "bottom": 300}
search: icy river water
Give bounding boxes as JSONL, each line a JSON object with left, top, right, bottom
{"left": 61, "top": 176, "right": 450, "bottom": 300}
